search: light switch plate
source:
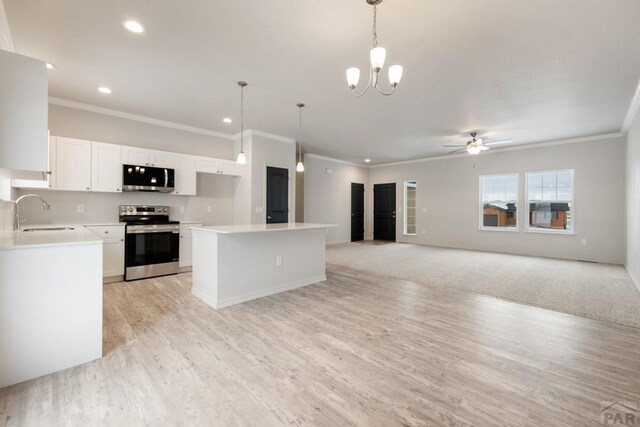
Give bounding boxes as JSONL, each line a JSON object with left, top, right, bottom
{"left": 180, "top": 206, "right": 185, "bottom": 214}
{"left": 207, "top": 206, "right": 212, "bottom": 213}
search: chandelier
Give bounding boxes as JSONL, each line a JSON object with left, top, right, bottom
{"left": 346, "top": 0, "right": 403, "bottom": 96}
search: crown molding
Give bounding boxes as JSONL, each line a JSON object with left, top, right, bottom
{"left": 0, "top": 0, "right": 15, "bottom": 52}
{"left": 233, "top": 129, "right": 295, "bottom": 144}
{"left": 49, "top": 97, "right": 235, "bottom": 140}
{"left": 306, "top": 153, "right": 367, "bottom": 167}
{"left": 622, "top": 77, "right": 640, "bottom": 133}
{"left": 369, "top": 132, "right": 625, "bottom": 168}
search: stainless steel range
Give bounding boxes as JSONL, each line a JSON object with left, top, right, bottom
{"left": 119, "top": 205, "right": 180, "bottom": 281}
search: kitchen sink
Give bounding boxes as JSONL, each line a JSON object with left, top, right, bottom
{"left": 21, "top": 227, "right": 76, "bottom": 232}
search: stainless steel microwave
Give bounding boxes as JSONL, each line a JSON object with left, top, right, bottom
{"left": 122, "top": 164, "right": 175, "bottom": 193}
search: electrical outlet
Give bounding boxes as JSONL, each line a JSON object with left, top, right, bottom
{"left": 422, "top": 229, "right": 426, "bottom": 234}
{"left": 581, "top": 239, "right": 587, "bottom": 246}
{"left": 76, "top": 204, "right": 84, "bottom": 214}
{"left": 276, "top": 255, "right": 283, "bottom": 267}
{"left": 180, "top": 206, "right": 185, "bottom": 214}
{"left": 207, "top": 206, "right": 212, "bottom": 213}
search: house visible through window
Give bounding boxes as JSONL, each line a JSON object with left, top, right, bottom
{"left": 404, "top": 180, "right": 417, "bottom": 235}
{"left": 526, "top": 170, "right": 573, "bottom": 233}
{"left": 480, "top": 174, "right": 518, "bottom": 229}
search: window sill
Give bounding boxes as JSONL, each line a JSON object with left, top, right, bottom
{"left": 478, "top": 227, "right": 519, "bottom": 232}
{"left": 525, "top": 228, "right": 575, "bottom": 236}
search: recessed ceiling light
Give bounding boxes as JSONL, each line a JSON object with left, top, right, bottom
{"left": 97, "top": 87, "right": 112, "bottom": 94}
{"left": 365, "top": 158, "right": 371, "bottom": 163}
{"left": 223, "top": 117, "right": 233, "bottom": 124}
{"left": 122, "top": 20, "right": 145, "bottom": 34}
{"left": 46, "top": 62, "right": 56, "bottom": 70}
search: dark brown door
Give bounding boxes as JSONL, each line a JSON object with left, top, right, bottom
{"left": 374, "top": 183, "right": 396, "bottom": 241}
{"left": 266, "top": 166, "right": 288, "bottom": 224}
{"left": 351, "top": 183, "right": 365, "bottom": 242}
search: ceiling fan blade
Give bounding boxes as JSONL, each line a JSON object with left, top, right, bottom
{"left": 480, "top": 145, "right": 490, "bottom": 151}
{"left": 484, "top": 139, "right": 512, "bottom": 146}
{"left": 442, "top": 145, "right": 465, "bottom": 148}
{"left": 448, "top": 148, "right": 467, "bottom": 154}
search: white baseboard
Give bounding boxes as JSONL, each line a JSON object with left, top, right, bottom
{"left": 193, "top": 275, "right": 327, "bottom": 310}
{"left": 625, "top": 264, "right": 640, "bottom": 294}
{"left": 191, "top": 287, "right": 219, "bottom": 308}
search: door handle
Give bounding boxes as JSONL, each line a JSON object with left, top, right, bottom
{"left": 267, "top": 216, "right": 272, "bottom": 219}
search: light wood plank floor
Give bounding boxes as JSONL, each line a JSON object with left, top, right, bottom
{"left": 1, "top": 266, "right": 640, "bottom": 426}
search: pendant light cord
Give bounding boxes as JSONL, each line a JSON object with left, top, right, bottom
{"left": 372, "top": 4, "right": 378, "bottom": 47}
{"left": 240, "top": 84, "right": 244, "bottom": 152}
{"left": 298, "top": 105, "right": 303, "bottom": 163}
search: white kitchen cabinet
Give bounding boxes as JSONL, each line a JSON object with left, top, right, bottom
{"left": 218, "top": 159, "right": 243, "bottom": 176}
{"left": 196, "top": 157, "right": 219, "bottom": 174}
{"left": 0, "top": 50, "right": 48, "bottom": 174}
{"left": 121, "top": 146, "right": 150, "bottom": 166}
{"left": 86, "top": 225, "right": 125, "bottom": 278}
{"left": 150, "top": 150, "right": 177, "bottom": 168}
{"left": 91, "top": 142, "right": 122, "bottom": 193}
{"left": 174, "top": 155, "right": 197, "bottom": 196}
{"left": 11, "top": 135, "right": 57, "bottom": 189}
{"left": 56, "top": 137, "right": 92, "bottom": 192}
{"left": 196, "top": 157, "right": 243, "bottom": 176}
{"left": 179, "top": 222, "right": 202, "bottom": 269}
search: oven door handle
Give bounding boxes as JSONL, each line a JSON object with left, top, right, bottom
{"left": 127, "top": 225, "right": 180, "bottom": 234}
{"left": 127, "top": 229, "right": 179, "bottom": 234}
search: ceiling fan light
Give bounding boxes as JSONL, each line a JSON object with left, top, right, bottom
{"left": 370, "top": 46, "right": 386, "bottom": 71}
{"left": 236, "top": 151, "right": 247, "bottom": 165}
{"left": 346, "top": 67, "right": 361, "bottom": 88}
{"left": 388, "top": 65, "right": 403, "bottom": 86}
{"left": 296, "top": 161, "right": 305, "bottom": 172}
{"left": 467, "top": 145, "right": 483, "bottom": 155}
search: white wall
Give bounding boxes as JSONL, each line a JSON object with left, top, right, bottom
{"left": 304, "top": 154, "right": 370, "bottom": 245}
{"left": 15, "top": 104, "right": 237, "bottom": 227}
{"left": 368, "top": 136, "right": 626, "bottom": 264}
{"left": 249, "top": 133, "right": 296, "bottom": 224}
{"left": 626, "top": 108, "right": 640, "bottom": 289}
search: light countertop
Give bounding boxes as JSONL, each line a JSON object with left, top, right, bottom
{"left": 0, "top": 225, "right": 102, "bottom": 250}
{"left": 180, "top": 221, "right": 204, "bottom": 224}
{"left": 190, "top": 223, "right": 337, "bottom": 234}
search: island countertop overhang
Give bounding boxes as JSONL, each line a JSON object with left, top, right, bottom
{"left": 190, "top": 223, "right": 337, "bottom": 234}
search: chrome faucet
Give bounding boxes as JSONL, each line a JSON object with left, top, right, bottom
{"left": 13, "top": 194, "right": 51, "bottom": 230}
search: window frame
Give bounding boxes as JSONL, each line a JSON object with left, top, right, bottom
{"left": 478, "top": 173, "right": 520, "bottom": 232}
{"left": 403, "top": 180, "right": 417, "bottom": 236}
{"left": 525, "top": 169, "right": 575, "bottom": 235}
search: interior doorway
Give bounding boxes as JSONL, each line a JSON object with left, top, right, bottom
{"left": 351, "top": 183, "right": 365, "bottom": 241}
{"left": 373, "top": 183, "right": 396, "bottom": 241}
{"left": 266, "top": 166, "right": 289, "bottom": 224}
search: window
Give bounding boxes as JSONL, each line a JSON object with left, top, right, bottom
{"left": 480, "top": 174, "right": 518, "bottom": 230}
{"left": 404, "top": 180, "right": 417, "bottom": 235}
{"left": 526, "top": 170, "right": 573, "bottom": 233}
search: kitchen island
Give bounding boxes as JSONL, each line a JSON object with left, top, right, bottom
{"left": 190, "top": 223, "right": 336, "bottom": 309}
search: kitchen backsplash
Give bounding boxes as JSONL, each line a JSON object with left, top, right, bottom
{"left": 15, "top": 173, "right": 234, "bottom": 226}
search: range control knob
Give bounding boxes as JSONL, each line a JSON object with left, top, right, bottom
{"left": 163, "top": 208, "right": 168, "bottom": 212}
{"left": 128, "top": 207, "right": 133, "bottom": 213}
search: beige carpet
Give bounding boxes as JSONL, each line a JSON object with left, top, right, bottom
{"left": 326, "top": 242, "right": 640, "bottom": 328}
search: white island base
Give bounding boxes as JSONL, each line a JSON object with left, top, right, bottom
{"left": 191, "top": 223, "right": 336, "bottom": 309}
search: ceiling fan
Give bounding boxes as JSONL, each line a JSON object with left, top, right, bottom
{"left": 443, "top": 132, "right": 512, "bottom": 155}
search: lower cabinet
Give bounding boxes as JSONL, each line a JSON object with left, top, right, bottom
{"left": 179, "top": 222, "right": 203, "bottom": 269}
{"left": 85, "top": 225, "right": 125, "bottom": 279}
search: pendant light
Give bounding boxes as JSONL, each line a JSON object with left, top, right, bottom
{"left": 346, "top": 0, "right": 403, "bottom": 97}
{"left": 296, "top": 103, "right": 305, "bottom": 173}
{"left": 236, "top": 81, "right": 248, "bottom": 164}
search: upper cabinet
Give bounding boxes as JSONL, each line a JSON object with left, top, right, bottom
{"left": 0, "top": 50, "right": 48, "bottom": 173}
{"left": 196, "top": 157, "right": 243, "bottom": 177}
{"left": 174, "top": 155, "right": 197, "bottom": 196}
{"left": 11, "top": 135, "right": 57, "bottom": 189}
{"left": 150, "top": 150, "right": 177, "bottom": 169}
{"left": 92, "top": 142, "right": 122, "bottom": 193}
{"left": 121, "top": 146, "right": 150, "bottom": 166}
{"left": 56, "top": 137, "right": 92, "bottom": 192}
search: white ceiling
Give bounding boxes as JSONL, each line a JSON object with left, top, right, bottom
{"left": 5, "top": 0, "right": 640, "bottom": 164}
